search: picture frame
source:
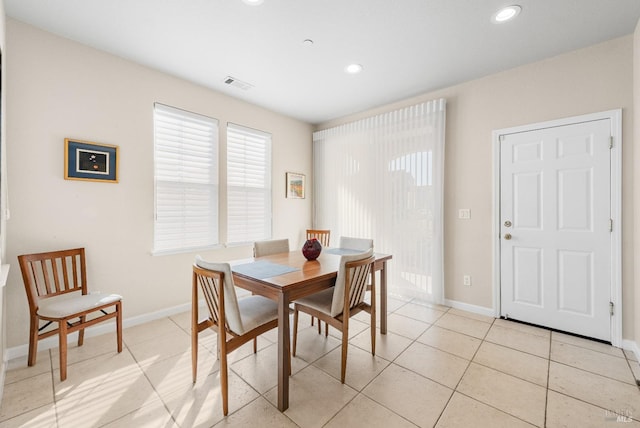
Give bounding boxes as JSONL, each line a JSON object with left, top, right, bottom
{"left": 286, "top": 172, "right": 305, "bottom": 199}
{"left": 64, "top": 138, "right": 119, "bottom": 183}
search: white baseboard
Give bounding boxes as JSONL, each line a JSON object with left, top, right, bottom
{"left": 4, "top": 302, "right": 191, "bottom": 361}
{"left": 621, "top": 339, "right": 640, "bottom": 361}
{"left": 444, "top": 298, "right": 495, "bottom": 318}
{"left": 444, "top": 299, "right": 640, "bottom": 359}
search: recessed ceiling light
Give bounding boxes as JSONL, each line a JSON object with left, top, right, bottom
{"left": 345, "top": 63, "right": 363, "bottom": 74}
{"left": 302, "top": 39, "right": 314, "bottom": 46}
{"left": 492, "top": 5, "right": 521, "bottom": 23}
{"left": 242, "top": 0, "right": 264, "bottom": 5}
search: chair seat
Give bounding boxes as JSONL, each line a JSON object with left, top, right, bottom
{"left": 236, "top": 295, "right": 279, "bottom": 334}
{"left": 38, "top": 292, "right": 122, "bottom": 318}
{"left": 294, "top": 288, "right": 333, "bottom": 315}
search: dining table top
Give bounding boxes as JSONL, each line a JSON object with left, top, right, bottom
{"left": 231, "top": 249, "right": 391, "bottom": 293}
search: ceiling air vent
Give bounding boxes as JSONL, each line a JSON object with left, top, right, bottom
{"left": 223, "top": 76, "right": 253, "bottom": 91}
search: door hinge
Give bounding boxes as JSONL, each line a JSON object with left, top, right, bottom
{"left": 609, "top": 136, "right": 614, "bottom": 149}
{"left": 609, "top": 219, "right": 613, "bottom": 232}
{"left": 610, "top": 301, "right": 614, "bottom": 316}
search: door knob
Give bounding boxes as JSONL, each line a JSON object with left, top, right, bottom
{"left": 504, "top": 220, "right": 512, "bottom": 227}
{"left": 504, "top": 233, "right": 512, "bottom": 240}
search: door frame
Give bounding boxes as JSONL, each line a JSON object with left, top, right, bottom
{"left": 492, "top": 109, "right": 622, "bottom": 347}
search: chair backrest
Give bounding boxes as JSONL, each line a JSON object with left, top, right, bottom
{"left": 330, "top": 248, "right": 374, "bottom": 317}
{"left": 18, "top": 248, "right": 88, "bottom": 311}
{"left": 194, "top": 256, "right": 245, "bottom": 335}
{"left": 253, "top": 239, "right": 290, "bottom": 258}
{"left": 339, "top": 236, "right": 373, "bottom": 251}
{"left": 306, "top": 229, "right": 330, "bottom": 247}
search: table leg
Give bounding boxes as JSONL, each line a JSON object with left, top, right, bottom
{"left": 277, "top": 293, "right": 290, "bottom": 411}
{"left": 380, "top": 261, "right": 387, "bottom": 334}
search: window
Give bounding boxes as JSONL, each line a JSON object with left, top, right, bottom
{"left": 153, "top": 103, "right": 219, "bottom": 253}
{"left": 226, "top": 123, "right": 272, "bottom": 244}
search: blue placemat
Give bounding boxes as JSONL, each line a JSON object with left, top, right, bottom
{"left": 324, "top": 248, "right": 365, "bottom": 255}
{"left": 232, "top": 260, "right": 299, "bottom": 279}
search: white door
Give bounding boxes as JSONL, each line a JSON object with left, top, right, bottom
{"left": 500, "top": 119, "right": 612, "bottom": 341}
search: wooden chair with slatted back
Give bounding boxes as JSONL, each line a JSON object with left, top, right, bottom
{"left": 192, "top": 256, "right": 281, "bottom": 415}
{"left": 253, "top": 238, "right": 290, "bottom": 258}
{"left": 306, "top": 229, "right": 331, "bottom": 247}
{"left": 305, "top": 230, "right": 331, "bottom": 332}
{"left": 17, "top": 248, "right": 122, "bottom": 381}
{"left": 292, "top": 249, "right": 375, "bottom": 383}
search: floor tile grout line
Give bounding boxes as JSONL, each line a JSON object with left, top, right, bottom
{"left": 549, "top": 358, "right": 640, "bottom": 388}
{"left": 336, "top": 309, "right": 443, "bottom": 428}
{"left": 49, "top": 348, "right": 62, "bottom": 428}
{"left": 551, "top": 336, "right": 629, "bottom": 360}
{"left": 623, "top": 354, "right": 640, "bottom": 391}
{"left": 3, "top": 306, "right": 639, "bottom": 428}
{"left": 451, "top": 390, "right": 538, "bottom": 427}
{"left": 435, "top": 316, "right": 547, "bottom": 427}
{"left": 133, "top": 346, "right": 180, "bottom": 427}
{"left": 543, "top": 326, "right": 552, "bottom": 428}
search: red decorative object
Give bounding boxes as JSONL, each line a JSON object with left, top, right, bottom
{"left": 302, "top": 238, "right": 322, "bottom": 261}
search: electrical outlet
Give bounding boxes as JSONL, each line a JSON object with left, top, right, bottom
{"left": 463, "top": 275, "right": 471, "bottom": 286}
{"left": 459, "top": 209, "right": 471, "bottom": 219}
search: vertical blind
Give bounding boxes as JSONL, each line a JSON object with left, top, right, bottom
{"left": 226, "top": 123, "right": 272, "bottom": 244}
{"left": 313, "top": 99, "right": 446, "bottom": 303}
{"left": 153, "top": 103, "right": 219, "bottom": 253}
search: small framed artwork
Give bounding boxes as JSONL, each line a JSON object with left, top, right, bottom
{"left": 64, "top": 138, "right": 119, "bottom": 183}
{"left": 286, "top": 172, "right": 305, "bottom": 199}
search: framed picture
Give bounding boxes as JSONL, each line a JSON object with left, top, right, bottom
{"left": 286, "top": 172, "right": 305, "bottom": 199}
{"left": 64, "top": 138, "right": 119, "bottom": 183}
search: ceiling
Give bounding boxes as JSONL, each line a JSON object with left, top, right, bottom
{"left": 5, "top": 0, "right": 640, "bottom": 125}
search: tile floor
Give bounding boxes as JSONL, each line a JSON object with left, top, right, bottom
{"left": 1, "top": 297, "right": 640, "bottom": 428}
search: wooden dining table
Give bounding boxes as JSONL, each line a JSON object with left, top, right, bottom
{"left": 231, "top": 249, "right": 392, "bottom": 411}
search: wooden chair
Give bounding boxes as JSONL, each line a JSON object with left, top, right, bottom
{"left": 192, "top": 256, "right": 280, "bottom": 415}
{"left": 306, "top": 229, "right": 331, "bottom": 247}
{"left": 253, "top": 238, "right": 290, "bottom": 258}
{"left": 292, "top": 249, "right": 375, "bottom": 383}
{"left": 339, "top": 236, "right": 373, "bottom": 251}
{"left": 17, "top": 248, "right": 122, "bottom": 381}
{"left": 305, "top": 230, "right": 330, "bottom": 332}
{"left": 312, "top": 236, "right": 374, "bottom": 337}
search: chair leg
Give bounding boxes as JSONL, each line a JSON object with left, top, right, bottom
{"left": 325, "top": 322, "right": 328, "bottom": 337}
{"left": 340, "top": 326, "right": 349, "bottom": 384}
{"left": 28, "top": 315, "right": 39, "bottom": 367}
{"left": 220, "top": 348, "right": 228, "bottom": 416}
{"left": 317, "top": 318, "right": 321, "bottom": 334}
{"left": 292, "top": 308, "right": 299, "bottom": 357}
{"left": 371, "top": 285, "right": 376, "bottom": 356}
{"left": 371, "top": 309, "right": 376, "bottom": 356}
{"left": 116, "top": 302, "right": 123, "bottom": 353}
{"left": 59, "top": 321, "right": 68, "bottom": 381}
{"left": 191, "top": 305, "right": 198, "bottom": 383}
{"left": 78, "top": 315, "right": 86, "bottom": 347}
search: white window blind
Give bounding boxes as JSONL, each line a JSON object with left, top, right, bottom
{"left": 227, "top": 123, "right": 272, "bottom": 244}
{"left": 313, "top": 99, "right": 446, "bottom": 304}
{"left": 153, "top": 103, "right": 219, "bottom": 253}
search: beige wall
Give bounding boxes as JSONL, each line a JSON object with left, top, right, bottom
{"left": 319, "top": 36, "right": 636, "bottom": 340}
{"left": 3, "top": 17, "right": 637, "bottom": 350}
{"left": 0, "top": 0, "right": 6, "bottom": 374}
{"left": 3, "top": 19, "right": 313, "bottom": 349}
{"left": 634, "top": 20, "right": 640, "bottom": 349}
